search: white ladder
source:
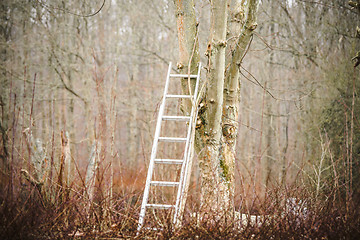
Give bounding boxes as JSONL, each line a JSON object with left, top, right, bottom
{"left": 137, "top": 62, "right": 201, "bottom": 232}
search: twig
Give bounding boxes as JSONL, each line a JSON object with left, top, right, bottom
{"left": 240, "top": 66, "right": 275, "bottom": 99}
{"left": 35, "top": 0, "right": 106, "bottom": 18}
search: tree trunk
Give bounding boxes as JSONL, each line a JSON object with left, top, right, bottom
{"left": 220, "top": 0, "right": 259, "bottom": 214}
{"left": 127, "top": 61, "right": 139, "bottom": 167}
{"left": 174, "top": 0, "right": 200, "bottom": 117}
{"left": 85, "top": 142, "right": 98, "bottom": 207}
{"left": 264, "top": 0, "right": 276, "bottom": 188}
{"left": 173, "top": 0, "right": 201, "bottom": 220}
{"left": 196, "top": 0, "right": 228, "bottom": 216}
{"left": 59, "top": 130, "right": 71, "bottom": 203}
{"left": 174, "top": 0, "right": 259, "bottom": 219}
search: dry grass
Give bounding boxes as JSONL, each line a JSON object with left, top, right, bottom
{"left": 1, "top": 175, "right": 360, "bottom": 239}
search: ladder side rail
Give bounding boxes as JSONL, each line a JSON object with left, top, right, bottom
{"left": 174, "top": 105, "right": 199, "bottom": 224}
{"left": 172, "top": 112, "right": 193, "bottom": 224}
{"left": 193, "top": 63, "right": 202, "bottom": 107}
{"left": 138, "top": 62, "right": 173, "bottom": 231}
{"left": 173, "top": 63, "right": 202, "bottom": 224}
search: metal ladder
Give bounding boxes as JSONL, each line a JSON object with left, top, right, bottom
{"left": 137, "top": 62, "right": 201, "bottom": 232}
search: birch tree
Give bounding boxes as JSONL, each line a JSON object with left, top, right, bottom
{"left": 174, "top": 0, "right": 260, "bottom": 216}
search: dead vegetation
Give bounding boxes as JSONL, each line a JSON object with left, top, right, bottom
{"left": 1, "top": 175, "right": 360, "bottom": 239}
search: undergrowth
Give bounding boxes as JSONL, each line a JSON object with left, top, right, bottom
{"left": 1, "top": 180, "right": 360, "bottom": 239}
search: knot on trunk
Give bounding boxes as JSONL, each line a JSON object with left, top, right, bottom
{"left": 233, "top": 6, "right": 245, "bottom": 23}
{"left": 177, "top": 62, "right": 184, "bottom": 69}
{"left": 246, "top": 22, "right": 258, "bottom": 31}
{"left": 204, "top": 43, "right": 211, "bottom": 57}
{"left": 196, "top": 101, "right": 206, "bottom": 129}
{"left": 176, "top": 10, "right": 184, "bottom": 17}
{"left": 216, "top": 40, "right": 227, "bottom": 48}
{"left": 222, "top": 123, "right": 236, "bottom": 139}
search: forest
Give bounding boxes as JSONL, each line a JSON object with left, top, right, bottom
{"left": 1, "top": 0, "right": 360, "bottom": 239}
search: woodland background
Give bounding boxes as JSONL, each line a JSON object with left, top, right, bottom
{"left": 1, "top": 0, "right": 360, "bottom": 238}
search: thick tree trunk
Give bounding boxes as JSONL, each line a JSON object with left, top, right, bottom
{"left": 174, "top": 0, "right": 200, "bottom": 116}
{"left": 197, "top": 0, "right": 228, "bottom": 216}
{"left": 174, "top": 0, "right": 201, "bottom": 221}
{"left": 221, "top": 0, "right": 259, "bottom": 214}
{"left": 174, "top": 0, "right": 259, "bottom": 219}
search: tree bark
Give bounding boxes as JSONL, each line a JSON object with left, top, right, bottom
{"left": 173, "top": 0, "right": 201, "bottom": 220}
{"left": 197, "top": 0, "right": 228, "bottom": 216}
{"left": 174, "top": 0, "right": 259, "bottom": 218}
{"left": 59, "top": 130, "right": 71, "bottom": 203}
{"left": 174, "top": 0, "right": 200, "bottom": 117}
{"left": 264, "top": 0, "right": 276, "bottom": 188}
{"left": 220, "top": 0, "right": 259, "bottom": 214}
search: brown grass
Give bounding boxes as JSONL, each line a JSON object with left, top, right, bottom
{"left": 1, "top": 173, "right": 360, "bottom": 239}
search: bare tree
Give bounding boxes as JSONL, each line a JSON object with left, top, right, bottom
{"left": 174, "top": 0, "right": 260, "bottom": 216}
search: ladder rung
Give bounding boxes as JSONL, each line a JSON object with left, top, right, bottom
{"left": 151, "top": 181, "right": 180, "bottom": 187}
{"left": 162, "top": 116, "right": 191, "bottom": 121}
{"left": 146, "top": 204, "right": 174, "bottom": 209}
{"left": 158, "top": 137, "right": 187, "bottom": 142}
{"left": 169, "top": 74, "right": 198, "bottom": 78}
{"left": 166, "top": 94, "right": 192, "bottom": 99}
{"left": 154, "top": 159, "right": 184, "bottom": 164}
